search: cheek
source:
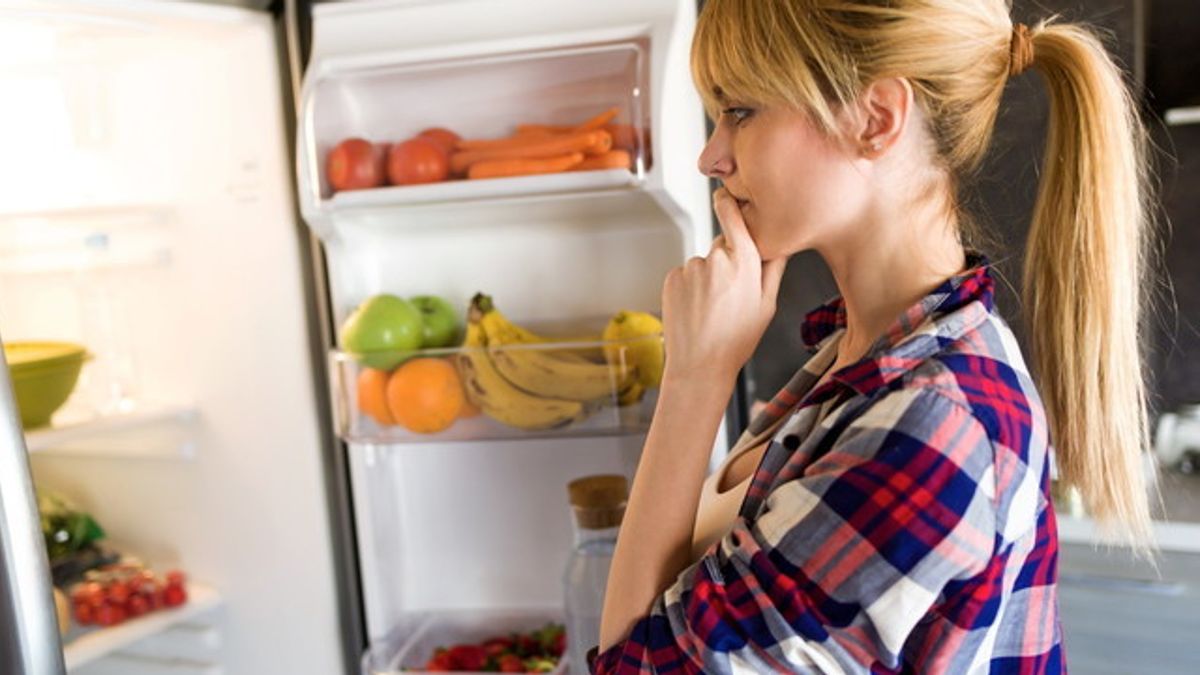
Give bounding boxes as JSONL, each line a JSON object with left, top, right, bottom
{"left": 756, "top": 140, "right": 867, "bottom": 249}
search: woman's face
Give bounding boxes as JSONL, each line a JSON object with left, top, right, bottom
{"left": 697, "top": 101, "right": 871, "bottom": 260}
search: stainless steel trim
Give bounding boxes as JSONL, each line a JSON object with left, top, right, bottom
{"left": 0, "top": 342, "right": 66, "bottom": 674}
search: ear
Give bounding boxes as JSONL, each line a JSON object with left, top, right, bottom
{"left": 854, "top": 77, "right": 913, "bottom": 158}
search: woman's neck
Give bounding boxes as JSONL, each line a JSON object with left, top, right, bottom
{"left": 817, "top": 204, "right": 966, "bottom": 367}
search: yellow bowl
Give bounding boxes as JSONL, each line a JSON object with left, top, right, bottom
{"left": 4, "top": 342, "right": 88, "bottom": 429}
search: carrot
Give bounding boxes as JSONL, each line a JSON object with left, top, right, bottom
{"left": 449, "top": 130, "right": 610, "bottom": 175}
{"left": 576, "top": 106, "right": 620, "bottom": 131}
{"left": 570, "top": 150, "right": 632, "bottom": 171}
{"left": 603, "top": 124, "right": 640, "bottom": 151}
{"left": 467, "top": 152, "right": 585, "bottom": 180}
{"left": 514, "top": 123, "right": 572, "bottom": 136}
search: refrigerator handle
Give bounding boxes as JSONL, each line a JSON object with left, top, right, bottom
{"left": 0, "top": 340, "right": 66, "bottom": 675}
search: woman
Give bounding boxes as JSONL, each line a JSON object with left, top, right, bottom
{"left": 591, "top": 0, "right": 1155, "bottom": 673}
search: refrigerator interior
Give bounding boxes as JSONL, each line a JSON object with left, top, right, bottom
{"left": 0, "top": 1, "right": 342, "bottom": 673}
{"left": 299, "top": 0, "right": 718, "bottom": 670}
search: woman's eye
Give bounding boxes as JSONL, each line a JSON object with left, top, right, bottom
{"left": 722, "top": 107, "right": 755, "bottom": 125}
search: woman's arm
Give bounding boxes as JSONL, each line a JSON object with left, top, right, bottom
{"left": 598, "top": 370, "right": 735, "bottom": 651}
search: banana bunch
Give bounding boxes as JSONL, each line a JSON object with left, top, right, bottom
{"left": 455, "top": 294, "right": 664, "bottom": 431}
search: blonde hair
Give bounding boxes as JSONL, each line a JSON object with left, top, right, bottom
{"left": 692, "top": 1, "right": 1155, "bottom": 551}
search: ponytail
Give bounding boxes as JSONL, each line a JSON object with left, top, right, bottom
{"left": 1023, "top": 22, "right": 1155, "bottom": 552}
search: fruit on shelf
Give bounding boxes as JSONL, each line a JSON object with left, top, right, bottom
{"left": 340, "top": 294, "right": 424, "bottom": 370}
{"left": 417, "top": 127, "right": 461, "bottom": 154}
{"left": 69, "top": 564, "right": 189, "bottom": 630}
{"left": 326, "top": 138, "right": 387, "bottom": 192}
{"left": 416, "top": 622, "right": 565, "bottom": 672}
{"left": 603, "top": 310, "right": 665, "bottom": 388}
{"left": 410, "top": 294, "right": 461, "bottom": 349}
{"left": 457, "top": 305, "right": 589, "bottom": 431}
{"left": 385, "top": 357, "right": 466, "bottom": 434}
{"left": 477, "top": 295, "right": 637, "bottom": 402}
{"left": 356, "top": 368, "right": 396, "bottom": 426}
{"left": 387, "top": 137, "right": 451, "bottom": 185}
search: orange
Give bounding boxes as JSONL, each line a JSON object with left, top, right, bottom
{"left": 357, "top": 368, "right": 395, "bottom": 426}
{"left": 385, "top": 357, "right": 465, "bottom": 433}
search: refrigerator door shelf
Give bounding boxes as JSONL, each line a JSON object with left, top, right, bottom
{"left": 324, "top": 168, "right": 641, "bottom": 214}
{"left": 299, "top": 40, "right": 650, "bottom": 220}
{"left": 330, "top": 330, "right": 661, "bottom": 445}
{"left": 363, "top": 607, "right": 567, "bottom": 675}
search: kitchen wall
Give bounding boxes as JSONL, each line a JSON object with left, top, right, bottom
{"left": 746, "top": 0, "right": 1200, "bottom": 421}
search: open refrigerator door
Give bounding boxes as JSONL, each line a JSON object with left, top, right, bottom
{"left": 0, "top": 1, "right": 342, "bottom": 673}
{"left": 298, "top": 0, "right": 720, "bottom": 672}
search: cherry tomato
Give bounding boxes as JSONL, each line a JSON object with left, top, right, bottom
{"left": 417, "top": 127, "right": 461, "bottom": 154}
{"left": 163, "top": 584, "right": 187, "bottom": 607}
{"left": 94, "top": 602, "right": 125, "bottom": 627}
{"left": 73, "top": 602, "right": 94, "bottom": 625}
{"left": 327, "top": 138, "right": 387, "bottom": 192}
{"left": 107, "top": 581, "right": 130, "bottom": 605}
{"left": 498, "top": 654, "right": 524, "bottom": 672}
{"left": 387, "top": 137, "right": 450, "bottom": 185}
{"left": 166, "top": 570, "right": 186, "bottom": 587}
{"left": 126, "top": 594, "right": 151, "bottom": 618}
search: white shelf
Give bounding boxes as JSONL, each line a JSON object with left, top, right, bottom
{"left": 25, "top": 403, "right": 200, "bottom": 459}
{"left": 1164, "top": 106, "right": 1200, "bottom": 126}
{"left": 63, "top": 583, "right": 222, "bottom": 672}
{"left": 325, "top": 168, "right": 641, "bottom": 213}
{"left": 1056, "top": 513, "right": 1200, "bottom": 554}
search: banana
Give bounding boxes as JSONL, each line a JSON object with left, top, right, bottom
{"left": 474, "top": 294, "right": 637, "bottom": 403}
{"left": 472, "top": 294, "right": 605, "bottom": 363}
{"left": 456, "top": 314, "right": 590, "bottom": 431}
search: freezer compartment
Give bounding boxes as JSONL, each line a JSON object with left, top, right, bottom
{"left": 363, "top": 608, "right": 567, "bottom": 675}
{"left": 300, "top": 40, "right": 650, "bottom": 211}
{"left": 331, "top": 324, "right": 662, "bottom": 444}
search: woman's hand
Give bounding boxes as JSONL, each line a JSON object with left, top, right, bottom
{"left": 661, "top": 188, "right": 788, "bottom": 385}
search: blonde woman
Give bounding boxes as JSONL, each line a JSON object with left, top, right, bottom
{"left": 592, "top": 0, "right": 1154, "bottom": 672}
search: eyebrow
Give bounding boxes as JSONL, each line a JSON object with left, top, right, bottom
{"left": 712, "top": 86, "right": 729, "bottom": 104}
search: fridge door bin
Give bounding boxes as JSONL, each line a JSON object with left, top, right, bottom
{"left": 299, "top": 40, "right": 650, "bottom": 213}
{"left": 330, "top": 328, "right": 662, "bottom": 444}
{"left": 362, "top": 608, "right": 567, "bottom": 675}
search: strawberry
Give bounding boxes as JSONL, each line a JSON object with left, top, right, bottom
{"left": 498, "top": 653, "right": 525, "bottom": 672}
{"left": 483, "top": 636, "right": 515, "bottom": 658}
{"left": 447, "top": 644, "right": 487, "bottom": 671}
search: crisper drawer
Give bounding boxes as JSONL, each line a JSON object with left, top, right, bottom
{"left": 1058, "top": 543, "right": 1200, "bottom": 674}
{"left": 363, "top": 609, "right": 568, "bottom": 675}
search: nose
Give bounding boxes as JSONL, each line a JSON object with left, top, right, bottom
{"left": 698, "top": 125, "right": 734, "bottom": 179}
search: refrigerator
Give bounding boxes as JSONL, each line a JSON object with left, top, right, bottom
{"left": 0, "top": 0, "right": 726, "bottom": 673}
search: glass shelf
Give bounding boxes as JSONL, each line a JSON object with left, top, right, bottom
{"left": 330, "top": 328, "right": 662, "bottom": 445}
{"left": 62, "top": 582, "right": 221, "bottom": 671}
{"left": 24, "top": 402, "right": 199, "bottom": 460}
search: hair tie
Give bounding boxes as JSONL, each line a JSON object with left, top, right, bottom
{"left": 1010, "top": 23, "right": 1035, "bottom": 76}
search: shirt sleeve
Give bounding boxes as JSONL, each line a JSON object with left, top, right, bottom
{"left": 591, "top": 387, "right": 998, "bottom": 674}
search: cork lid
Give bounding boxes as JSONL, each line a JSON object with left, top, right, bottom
{"left": 567, "top": 475, "right": 628, "bottom": 509}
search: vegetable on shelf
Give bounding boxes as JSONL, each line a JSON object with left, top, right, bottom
{"left": 323, "top": 106, "right": 647, "bottom": 194}
{"left": 69, "top": 563, "right": 189, "bottom": 629}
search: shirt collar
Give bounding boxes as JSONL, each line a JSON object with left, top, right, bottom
{"left": 800, "top": 251, "right": 995, "bottom": 398}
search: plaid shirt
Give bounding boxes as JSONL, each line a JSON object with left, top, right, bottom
{"left": 591, "top": 255, "right": 1064, "bottom": 673}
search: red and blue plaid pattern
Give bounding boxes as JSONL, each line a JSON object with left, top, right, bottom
{"left": 591, "top": 255, "right": 1064, "bottom": 673}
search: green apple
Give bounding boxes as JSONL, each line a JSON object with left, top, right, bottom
{"left": 340, "top": 294, "right": 424, "bottom": 369}
{"left": 409, "top": 294, "right": 460, "bottom": 348}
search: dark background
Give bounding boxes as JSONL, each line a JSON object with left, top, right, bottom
{"left": 743, "top": 0, "right": 1200, "bottom": 425}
